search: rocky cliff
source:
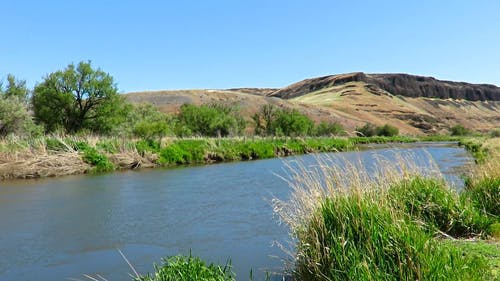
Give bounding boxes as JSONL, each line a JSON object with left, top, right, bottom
{"left": 270, "top": 72, "right": 500, "bottom": 101}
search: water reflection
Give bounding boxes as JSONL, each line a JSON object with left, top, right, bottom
{"left": 0, "top": 142, "right": 473, "bottom": 280}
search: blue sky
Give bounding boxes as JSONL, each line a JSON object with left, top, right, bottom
{"left": 1, "top": 0, "right": 499, "bottom": 92}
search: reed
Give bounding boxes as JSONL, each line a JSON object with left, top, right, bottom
{"left": 273, "top": 153, "right": 494, "bottom": 280}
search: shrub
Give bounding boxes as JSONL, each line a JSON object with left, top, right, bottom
{"left": 81, "top": 147, "right": 114, "bottom": 173}
{"left": 253, "top": 105, "right": 315, "bottom": 137}
{"left": 356, "top": 123, "right": 378, "bottom": 137}
{"left": 135, "top": 139, "right": 161, "bottom": 155}
{"left": 136, "top": 254, "right": 235, "bottom": 281}
{"left": 376, "top": 124, "right": 399, "bottom": 136}
{"left": 0, "top": 96, "right": 43, "bottom": 138}
{"left": 490, "top": 129, "right": 500, "bottom": 138}
{"left": 273, "top": 109, "right": 314, "bottom": 137}
{"left": 450, "top": 125, "right": 470, "bottom": 136}
{"left": 176, "top": 104, "right": 246, "bottom": 137}
{"left": 314, "top": 121, "right": 345, "bottom": 136}
{"left": 356, "top": 123, "right": 399, "bottom": 137}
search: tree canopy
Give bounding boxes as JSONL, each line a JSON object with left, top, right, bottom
{"left": 0, "top": 74, "right": 42, "bottom": 137}
{"left": 32, "top": 61, "right": 126, "bottom": 133}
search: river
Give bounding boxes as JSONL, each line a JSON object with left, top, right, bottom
{"left": 0, "top": 142, "right": 473, "bottom": 281}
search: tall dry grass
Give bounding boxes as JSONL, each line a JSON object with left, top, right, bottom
{"left": 273, "top": 152, "right": 493, "bottom": 280}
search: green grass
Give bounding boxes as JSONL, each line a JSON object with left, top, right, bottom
{"left": 388, "top": 177, "right": 494, "bottom": 238}
{"left": 81, "top": 146, "right": 115, "bottom": 173}
{"left": 458, "top": 138, "right": 489, "bottom": 163}
{"left": 462, "top": 177, "right": 500, "bottom": 219}
{"left": 274, "top": 151, "right": 499, "bottom": 281}
{"left": 293, "top": 190, "right": 492, "bottom": 281}
{"left": 135, "top": 254, "right": 235, "bottom": 281}
{"left": 449, "top": 240, "right": 500, "bottom": 279}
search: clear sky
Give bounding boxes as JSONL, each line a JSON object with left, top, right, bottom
{"left": 1, "top": 0, "right": 499, "bottom": 92}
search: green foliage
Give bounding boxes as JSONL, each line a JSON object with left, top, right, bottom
{"left": 32, "top": 61, "right": 127, "bottom": 134}
{"left": 0, "top": 95, "right": 43, "bottom": 137}
{"left": 253, "top": 105, "right": 315, "bottom": 137}
{"left": 376, "top": 123, "right": 399, "bottom": 136}
{"left": 96, "top": 140, "right": 119, "bottom": 153}
{"left": 356, "top": 123, "right": 378, "bottom": 137}
{"left": 118, "top": 103, "right": 173, "bottom": 139}
{"left": 135, "top": 139, "right": 161, "bottom": 155}
{"left": 0, "top": 75, "right": 42, "bottom": 138}
{"left": 462, "top": 177, "right": 500, "bottom": 219}
{"left": 159, "top": 140, "right": 208, "bottom": 165}
{"left": 295, "top": 192, "right": 491, "bottom": 281}
{"left": 459, "top": 139, "right": 488, "bottom": 163}
{"left": 313, "top": 121, "right": 345, "bottom": 136}
{"left": 274, "top": 109, "right": 314, "bottom": 137}
{"left": 81, "top": 146, "right": 114, "bottom": 173}
{"left": 1, "top": 74, "right": 30, "bottom": 102}
{"left": 135, "top": 254, "right": 235, "bottom": 281}
{"left": 388, "top": 177, "right": 492, "bottom": 237}
{"left": 356, "top": 123, "right": 399, "bottom": 137}
{"left": 450, "top": 125, "right": 471, "bottom": 136}
{"left": 45, "top": 137, "right": 70, "bottom": 151}
{"left": 176, "top": 104, "right": 246, "bottom": 137}
{"left": 490, "top": 129, "right": 500, "bottom": 138}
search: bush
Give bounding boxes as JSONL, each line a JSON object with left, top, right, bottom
{"left": 176, "top": 104, "right": 246, "bottom": 137}
{"left": 314, "top": 121, "right": 345, "bottom": 136}
{"left": 0, "top": 96, "right": 43, "bottom": 138}
{"left": 81, "top": 147, "right": 115, "bottom": 173}
{"left": 356, "top": 123, "right": 378, "bottom": 137}
{"left": 135, "top": 139, "right": 161, "bottom": 155}
{"left": 253, "top": 105, "right": 315, "bottom": 137}
{"left": 376, "top": 124, "right": 399, "bottom": 137}
{"left": 356, "top": 123, "right": 399, "bottom": 137}
{"left": 136, "top": 254, "right": 235, "bottom": 281}
{"left": 490, "top": 129, "right": 500, "bottom": 138}
{"left": 450, "top": 125, "right": 470, "bottom": 136}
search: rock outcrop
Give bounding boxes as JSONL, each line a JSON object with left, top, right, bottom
{"left": 270, "top": 72, "right": 500, "bottom": 101}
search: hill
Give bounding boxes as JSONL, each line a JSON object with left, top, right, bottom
{"left": 125, "top": 73, "right": 500, "bottom": 135}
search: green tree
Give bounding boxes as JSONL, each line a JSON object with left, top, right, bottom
{"left": 450, "top": 125, "right": 470, "bottom": 136}
{"left": 128, "top": 103, "right": 172, "bottom": 141}
{"left": 273, "top": 109, "right": 314, "bottom": 137}
{"left": 176, "top": 103, "right": 246, "bottom": 137}
{"left": 32, "top": 61, "right": 126, "bottom": 133}
{"left": 0, "top": 75, "right": 42, "bottom": 137}
{"left": 1, "top": 74, "right": 29, "bottom": 102}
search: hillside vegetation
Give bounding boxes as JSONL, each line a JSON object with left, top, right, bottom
{"left": 126, "top": 72, "right": 500, "bottom": 135}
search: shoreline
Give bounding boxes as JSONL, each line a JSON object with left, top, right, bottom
{"left": 0, "top": 136, "right": 468, "bottom": 181}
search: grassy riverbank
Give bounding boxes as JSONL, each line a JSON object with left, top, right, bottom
{"left": 0, "top": 135, "right": 421, "bottom": 180}
{"left": 120, "top": 137, "right": 499, "bottom": 281}
{"left": 273, "top": 137, "right": 499, "bottom": 281}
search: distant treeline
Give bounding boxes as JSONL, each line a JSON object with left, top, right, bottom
{"left": 0, "top": 61, "right": 351, "bottom": 139}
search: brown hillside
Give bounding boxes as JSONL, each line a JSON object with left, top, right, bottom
{"left": 270, "top": 72, "right": 500, "bottom": 101}
{"left": 125, "top": 73, "right": 500, "bottom": 136}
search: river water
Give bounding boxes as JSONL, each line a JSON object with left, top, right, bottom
{"left": 0, "top": 142, "right": 473, "bottom": 281}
